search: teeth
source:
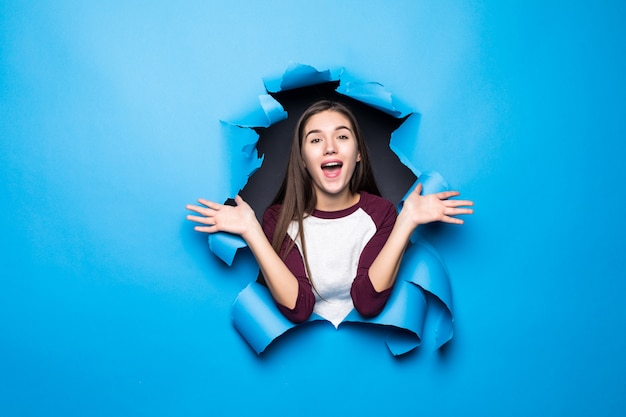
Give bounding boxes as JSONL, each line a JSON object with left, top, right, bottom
{"left": 322, "top": 162, "right": 342, "bottom": 168}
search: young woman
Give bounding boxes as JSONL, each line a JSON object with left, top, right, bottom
{"left": 186, "top": 100, "right": 473, "bottom": 326}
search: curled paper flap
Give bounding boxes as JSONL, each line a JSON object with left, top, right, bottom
{"left": 263, "top": 62, "right": 340, "bottom": 93}
{"left": 415, "top": 171, "right": 450, "bottom": 196}
{"left": 336, "top": 72, "right": 412, "bottom": 118}
{"left": 219, "top": 121, "right": 264, "bottom": 197}
{"left": 400, "top": 172, "right": 450, "bottom": 206}
{"left": 396, "top": 239, "right": 454, "bottom": 348}
{"left": 264, "top": 63, "right": 410, "bottom": 120}
{"left": 227, "top": 95, "right": 288, "bottom": 128}
{"left": 389, "top": 112, "right": 422, "bottom": 176}
{"left": 232, "top": 281, "right": 327, "bottom": 354}
{"left": 343, "top": 280, "right": 428, "bottom": 355}
{"left": 231, "top": 281, "right": 299, "bottom": 354}
{"left": 258, "top": 95, "right": 289, "bottom": 126}
{"left": 208, "top": 233, "right": 247, "bottom": 266}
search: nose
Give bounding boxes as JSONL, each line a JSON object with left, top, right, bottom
{"left": 324, "top": 138, "right": 337, "bottom": 155}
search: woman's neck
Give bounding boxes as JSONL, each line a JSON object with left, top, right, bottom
{"left": 315, "top": 190, "right": 360, "bottom": 212}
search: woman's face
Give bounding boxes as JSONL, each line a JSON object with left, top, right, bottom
{"left": 301, "top": 110, "right": 361, "bottom": 206}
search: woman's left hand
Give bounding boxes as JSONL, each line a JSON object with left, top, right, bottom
{"left": 400, "top": 183, "right": 474, "bottom": 227}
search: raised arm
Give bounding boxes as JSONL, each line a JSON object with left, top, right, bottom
{"left": 367, "top": 183, "right": 474, "bottom": 293}
{"left": 186, "top": 196, "right": 307, "bottom": 315}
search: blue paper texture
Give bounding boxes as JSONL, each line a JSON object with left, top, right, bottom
{"left": 2, "top": 2, "right": 625, "bottom": 416}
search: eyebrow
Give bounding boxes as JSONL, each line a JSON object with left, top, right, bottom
{"left": 305, "top": 125, "right": 353, "bottom": 138}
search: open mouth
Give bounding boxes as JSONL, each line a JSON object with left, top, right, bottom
{"left": 321, "top": 161, "right": 343, "bottom": 178}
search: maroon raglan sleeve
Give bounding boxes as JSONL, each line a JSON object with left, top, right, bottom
{"left": 261, "top": 205, "right": 316, "bottom": 323}
{"left": 350, "top": 194, "right": 398, "bottom": 317}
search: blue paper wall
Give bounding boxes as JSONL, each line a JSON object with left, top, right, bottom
{"left": 1, "top": 1, "right": 625, "bottom": 416}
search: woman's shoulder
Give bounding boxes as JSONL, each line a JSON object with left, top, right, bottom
{"left": 262, "top": 203, "right": 283, "bottom": 225}
{"left": 359, "top": 191, "right": 397, "bottom": 223}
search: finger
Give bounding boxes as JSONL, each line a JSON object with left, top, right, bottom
{"left": 414, "top": 183, "right": 423, "bottom": 194}
{"left": 193, "top": 225, "right": 217, "bottom": 234}
{"left": 443, "top": 199, "right": 474, "bottom": 208}
{"left": 234, "top": 195, "right": 250, "bottom": 209}
{"left": 197, "top": 198, "right": 223, "bottom": 210}
{"left": 446, "top": 208, "right": 474, "bottom": 216}
{"left": 186, "top": 204, "right": 214, "bottom": 216}
{"left": 442, "top": 216, "right": 464, "bottom": 225}
{"left": 436, "top": 190, "right": 461, "bottom": 200}
{"left": 186, "top": 204, "right": 206, "bottom": 215}
{"left": 186, "top": 214, "right": 216, "bottom": 225}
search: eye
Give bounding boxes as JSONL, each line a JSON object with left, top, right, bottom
{"left": 310, "top": 137, "right": 321, "bottom": 144}
{"left": 337, "top": 134, "right": 349, "bottom": 140}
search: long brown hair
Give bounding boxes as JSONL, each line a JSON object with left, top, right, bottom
{"left": 270, "top": 100, "right": 380, "bottom": 277}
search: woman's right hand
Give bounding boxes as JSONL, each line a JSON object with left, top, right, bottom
{"left": 186, "top": 195, "right": 258, "bottom": 237}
